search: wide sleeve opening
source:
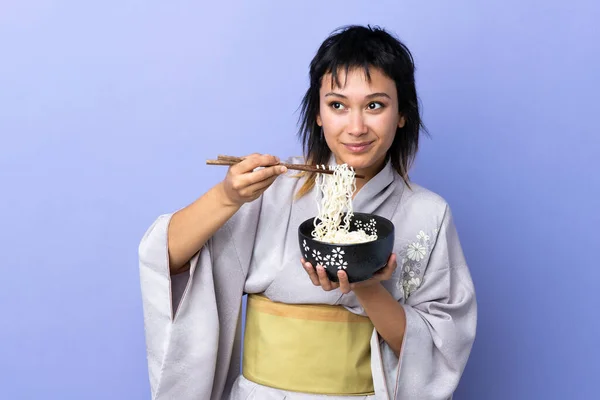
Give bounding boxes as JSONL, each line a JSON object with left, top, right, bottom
{"left": 371, "top": 205, "right": 478, "bottom": 400}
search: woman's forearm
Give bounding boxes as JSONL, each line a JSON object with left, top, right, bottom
{"left": 167, "top": 182, "right": 240, "bottom": 274}
{"left": 166, "top": 154, "right": 285, "bottom": 274}
{"left": 354, "top": 283, "right": 406, "bottom": 357}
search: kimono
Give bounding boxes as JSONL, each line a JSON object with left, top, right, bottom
{"left": 138, "top": 156, "right": 477, "bottom": 400}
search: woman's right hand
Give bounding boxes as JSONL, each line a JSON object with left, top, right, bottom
{"left": 220, "top": 153, "right": 287, "bottom": 207}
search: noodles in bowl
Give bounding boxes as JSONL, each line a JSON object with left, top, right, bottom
{"left": 298, "top": 163, "right": 395, "bottom": 283}
{"left": 312, "top": 164, "right": 377, "bottom": 244}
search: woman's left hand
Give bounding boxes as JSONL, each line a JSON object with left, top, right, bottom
{"left": 301, "top": 253, "right": 397, "bottom": 294}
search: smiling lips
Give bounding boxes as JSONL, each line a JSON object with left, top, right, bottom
{"left": 343, "top": 141, "right": 374, "bottom": 153}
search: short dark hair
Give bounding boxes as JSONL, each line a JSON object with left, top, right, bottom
{"left": 296, "top": 24, "right": 426, "bottom": 197}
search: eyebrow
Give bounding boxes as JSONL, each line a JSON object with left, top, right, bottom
{"left": 324, "top": 92, "right": 392, "bottom": 100}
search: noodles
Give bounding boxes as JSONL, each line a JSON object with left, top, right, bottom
{"left": 311, "top": 163, "right": 378, "bottom": 244}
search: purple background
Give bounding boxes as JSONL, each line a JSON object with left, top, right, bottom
{"left": 1, "top": 1, "right": 598, "bottom": 399}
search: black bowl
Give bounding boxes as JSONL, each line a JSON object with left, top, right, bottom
{"left": 298, "top": 212, "right": 395, "bottom": 283}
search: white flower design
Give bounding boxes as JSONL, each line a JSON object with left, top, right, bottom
{"left": 312, "top": 249, "right": 322, "bottom": 262}
{"left": 417, "top": 230, "right": 429, "bottom": 241}
{"left": 332, "top": 247, "right": 345, "bottom": 259}
{"left": 407, "top": 242, "right": 427, "bottom": 261}
{"left": 353, "top": 218, "right": 378, "bottom": 236}
{"left": 313, "top": 247, "right": 348, "bottom": 269}
{"left": 397, "top": 229, "right": 434, "bottom": 299}
{"left": 302, "top": 240, "right": 310, "bottom": 252}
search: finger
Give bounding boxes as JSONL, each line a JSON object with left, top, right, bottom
{"left": 302, "top": 260, "right": 320, "bottom": 286}
{"left": 387, "top": 253, "right": 398, "bottom": 275}
{"left": 249, "top": 164, "right": 287, "bottom": 184}
{"left": 233, "top": 154, "right": 280, "bottom": 175}
{"left": 383, "top": 252, "right": 397, "bottom": 269}
{"left": 236, "top": 152, "right": 260, "bottom": 162}
{"left": 228, "top": 153, "right": 259, "bottom": 175}
{"left": 316, "top": 265, "right": 336, "bottom": 291}
{"left": 233, "top": 163, "right": 287, "bottom": 192}
{"left": 229, "top": 165, "right": 286, "bottom": 197}
{"left": 337, "top": 270, "right": 351, "bottom": 294}
{"left": 376, "top": 253, "right": 398, "bottom": 280}
{"left": 242, "top": 173, "right": 279, "bottom": 197}
{"left": 390, "top": 253, "right": 397, "bottom": 269}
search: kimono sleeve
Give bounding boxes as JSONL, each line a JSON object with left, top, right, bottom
{"left": 137, "top": 198, "right": 263, "bottom": 400}
{"left": 373, "top": 204, "right": 477, "bottom": 400}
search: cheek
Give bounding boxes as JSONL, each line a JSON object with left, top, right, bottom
{"left": 320, "top": 110, "right": 345, "bottom": 132}
{"left": 374, "top": 114, "right": 399, "bottom": 141}
{"left": 322, "top": 131, "right": 336, "bottom": 148}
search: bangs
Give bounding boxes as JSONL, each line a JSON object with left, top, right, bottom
{"left": 327, "top": 63, "right": 374, "bottom": 90}
{"left": 310, "top": 25, "right": 404, "bottom": 90}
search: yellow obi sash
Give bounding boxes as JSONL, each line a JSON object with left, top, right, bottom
{"left": 242, "top": 294, "right": 375, "bottom": 396}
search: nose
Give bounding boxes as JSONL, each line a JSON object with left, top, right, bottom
{"left": 347, "top": 110, "right": 368, "bottom": 137}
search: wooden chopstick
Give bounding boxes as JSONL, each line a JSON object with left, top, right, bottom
{"left": 205, "top": 154, "right": 365, "bottom": 179}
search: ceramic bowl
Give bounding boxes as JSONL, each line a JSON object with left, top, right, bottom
{"left": 298, "top": 212, "right": 395, "bottom": 283}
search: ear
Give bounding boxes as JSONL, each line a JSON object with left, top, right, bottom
{"left": 316, "top": 114, "right": 322, "bottom": 126}
{"left": 398, "top": 114, "right": 406, "bottom": 128}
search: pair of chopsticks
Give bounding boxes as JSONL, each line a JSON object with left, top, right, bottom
{"left": 206, "top": 155, "right": 365, "bottom": 179}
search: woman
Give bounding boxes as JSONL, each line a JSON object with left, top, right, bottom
{"left": 138, "top": 25, "right": 477, "bottom": 400}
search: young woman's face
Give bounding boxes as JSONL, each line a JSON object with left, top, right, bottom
{"left": 317, "top": 67, "right": 405, "bottom": 181}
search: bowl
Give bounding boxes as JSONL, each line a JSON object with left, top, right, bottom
{"left": 298, "top": 212, "right": 395, "bottom": 283}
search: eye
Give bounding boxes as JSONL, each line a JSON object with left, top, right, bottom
{"left": 367, "top": 102, "right": 384, "bottom": 110}
{"left": 329, "top": 102, "right": 346, "bottom": 110}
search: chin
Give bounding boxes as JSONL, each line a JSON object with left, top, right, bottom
{"left": 336, "top": 153, "right": 377, "bottom": 171}
{"left": 335, "top": 148, "right": 389, "bottom": 175}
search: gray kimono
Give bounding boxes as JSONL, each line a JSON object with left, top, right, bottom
{"left": 138, "top": 157, "right": 477, "bottom": 400}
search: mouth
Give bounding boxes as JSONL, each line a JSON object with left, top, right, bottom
{"left": 343, "top": 141, "right": 374, "bottom": 153}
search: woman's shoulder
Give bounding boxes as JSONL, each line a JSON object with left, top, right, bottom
{"left": 397, "top": 179, "right": 453, "bottom": 222}
{"left": 403, "top": 181, "right": 448, "bottom": 207}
